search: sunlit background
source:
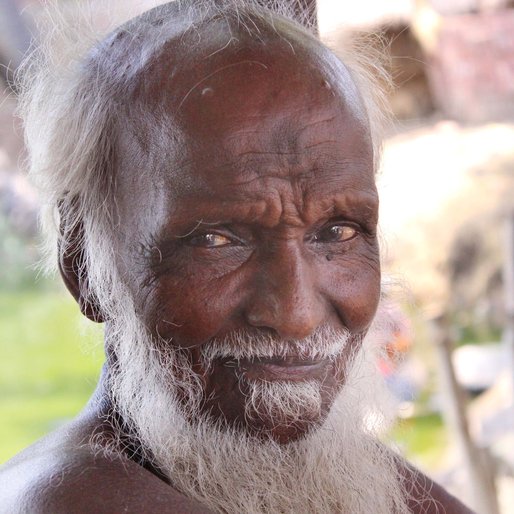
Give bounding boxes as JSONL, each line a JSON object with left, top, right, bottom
{"left": 1, "top": 1, "right": 513, "bottom": 512}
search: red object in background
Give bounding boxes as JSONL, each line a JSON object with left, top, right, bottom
{"left": 428, "top": 9, "right": 514, "bottom": 122}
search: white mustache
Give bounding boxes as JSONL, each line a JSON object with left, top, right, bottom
{"left": 200, "top": 326, "right": 354, "bottom": 365}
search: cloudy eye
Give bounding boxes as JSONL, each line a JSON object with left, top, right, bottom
{"left": 188, "top": 233, "right": 233, "bottom": 248}
{"left": 314, "top": 224, "right": 358, "bottom": 243}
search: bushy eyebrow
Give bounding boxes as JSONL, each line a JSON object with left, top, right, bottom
{"left": 150, "top": 188, "right": 378, "bottom": 245}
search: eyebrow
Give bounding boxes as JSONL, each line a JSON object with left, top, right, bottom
{"left": 155, "top": 189, "right": 378, "bottom": 240}
{"left": 173, "top": 219, "right": 222, "bottom": 239}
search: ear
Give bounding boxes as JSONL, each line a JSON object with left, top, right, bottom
{"left": 58, "top": 203, "right": 105, "bottom": 323}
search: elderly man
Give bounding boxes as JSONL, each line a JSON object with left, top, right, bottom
{"left": 0, "top": 1, "right": 472, "bottom": 512}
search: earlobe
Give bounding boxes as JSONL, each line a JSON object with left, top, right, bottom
{"left": 58, "top": 207, "right": 105, "bottom": 323}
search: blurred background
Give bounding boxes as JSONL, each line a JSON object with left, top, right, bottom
{"left": 1, "top": 0, "right": 513, "bottom": 512}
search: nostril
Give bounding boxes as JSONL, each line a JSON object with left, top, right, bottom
{"left": 245, "top": 300, "right": 279, "bottom": 330}
{"left": 245, "top": 298, "right": 324, "bottom": 341}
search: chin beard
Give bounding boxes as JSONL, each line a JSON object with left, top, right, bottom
{"left": 100, "top": 299, "right": 412, "bottom": 514}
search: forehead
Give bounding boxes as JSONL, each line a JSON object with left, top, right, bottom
{"left": 112, "top": 13, "right": 375, "bottom": 229}
{"left": 123, "top": 12, "right": 366, "bottom": 116}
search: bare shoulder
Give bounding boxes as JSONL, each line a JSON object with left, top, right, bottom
{"left": 399, "top": 459, "right": 476, "bottom": 514}
{"left": 0, "top": 424, "right": 210, "bottom": 514}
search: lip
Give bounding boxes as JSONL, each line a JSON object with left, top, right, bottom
{"left": 224, "top": 356, "right": 331, "bottom": 381}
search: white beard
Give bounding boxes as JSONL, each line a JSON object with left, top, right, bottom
{"left": 102, "top": 298, "right": 412, "bottom": 514}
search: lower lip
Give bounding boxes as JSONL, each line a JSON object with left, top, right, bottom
{"left": 234, "top": 358, "right": 330, "bottom": 381}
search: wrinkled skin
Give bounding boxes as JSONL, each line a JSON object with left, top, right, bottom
{"left": 112, "top": 19, "right": 380, "bottom": 441}
{"left": 0, "top": 7, "right": 474, "bottom": 514}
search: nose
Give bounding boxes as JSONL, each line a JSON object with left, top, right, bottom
{"left": 244, "top": 243, "right": 326, "bottom": 340}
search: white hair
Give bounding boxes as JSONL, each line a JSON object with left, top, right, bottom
{"left": 17, "top": 0, "right": 390, "bottom": 318}
{"left": 16, "top": 5, "right": 424, "bottom": 511}
{"left": 90, "top": 285, "right": 415, "bottom": 514}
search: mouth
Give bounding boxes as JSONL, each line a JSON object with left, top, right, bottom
{"left": 221, "top": 356, "right": 332, "bottom": 381}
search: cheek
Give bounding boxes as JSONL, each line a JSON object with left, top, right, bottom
{"left": 142, "top": 272, "right": 247, "bottom": 347}
{"left": 323, "top": 255, "right": 381, "bottom": 333}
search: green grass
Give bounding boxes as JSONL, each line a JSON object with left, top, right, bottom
{"left": 0, "top": 288, "right": 104, "bottom": 463}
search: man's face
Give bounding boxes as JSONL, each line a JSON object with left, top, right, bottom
{"left": 111, "top": 35, "right": 380, "bottom": 442}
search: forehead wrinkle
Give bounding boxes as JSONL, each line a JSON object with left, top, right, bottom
{"left": 222, "top": 172, "right": 287, "bottom": 188}
{"left": 209, "top": 155, "right": 319, "bottom": 190}
{"left": 160, "top": 196, "right": 278, "bottom": 231}
{"left": 170, "top": 180, "right": 376, "bottom": 231}
{"left": 222, "top": 115, "right": 343, "bottom": 152}
{"left": 295, "top": 114, "right": 338, "bottom": 133}
{"left": 214, "top": 131, "right": 349, "bottom": 186}
{"left": 190, "top": 150, "right": 372, "bottom": 195}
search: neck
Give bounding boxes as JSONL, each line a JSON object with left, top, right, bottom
{"left": 82, "top": 361, "right": 170, "bottom": 483}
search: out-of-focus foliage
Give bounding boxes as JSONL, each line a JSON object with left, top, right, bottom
{"left": 0, "top": 216, "right": 40, "bottom": 291}
{"left": 0, "top": 288, "right": 103, "bottom": 463}
{"left": 391, "top": 413, "right": 448, "bottom": 470}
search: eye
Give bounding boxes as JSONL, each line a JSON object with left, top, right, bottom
{"left": 188, "top": 232, "right": 233, "bottom": 248}
{"left": 313, "top": 223, "right": 358, "bottom": 243}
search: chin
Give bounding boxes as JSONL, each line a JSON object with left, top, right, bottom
{"left": 251, "top": 417, "right": 326, "bottom": 445}
{"left": 223, "top": 379, "right": 337, "bottom": 445}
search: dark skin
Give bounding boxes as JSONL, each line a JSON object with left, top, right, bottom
{"left": 0, "top": 10, "right": 474, "bottom": 514}
{"left": 113, "top": 24, "right": 380, "bottom": 442}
